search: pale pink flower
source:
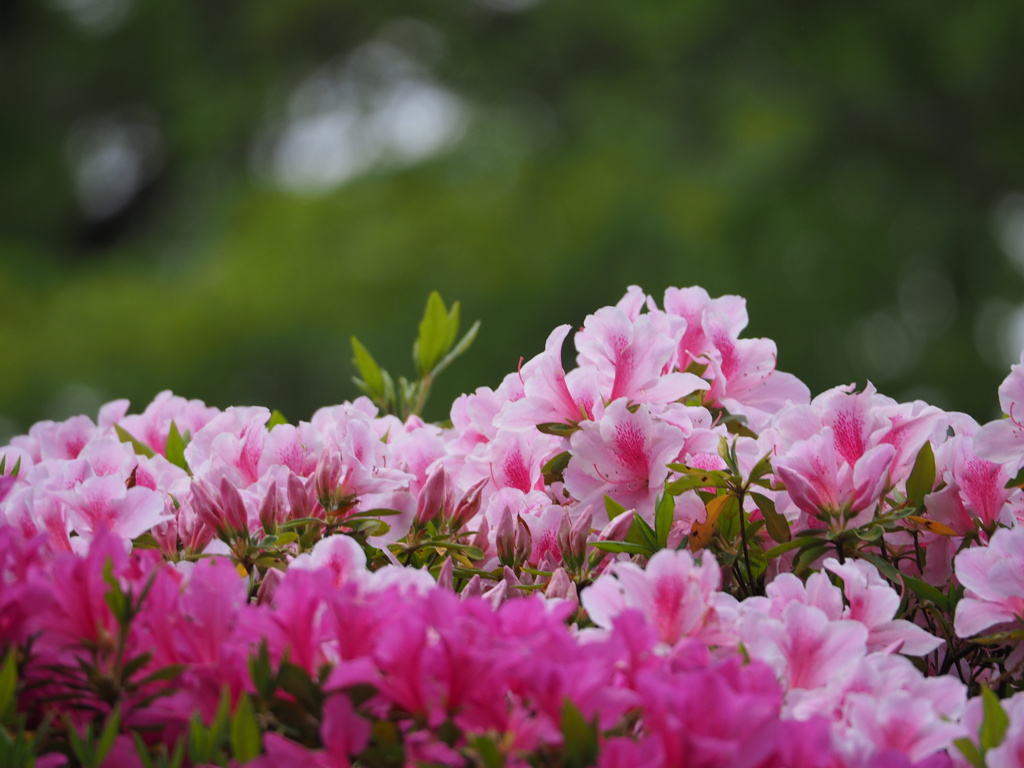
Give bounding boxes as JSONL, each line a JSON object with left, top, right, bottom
{"left": 954, "top": 526, "right": 1024, "bottom": 638}
{"left": 575, "top": 307, "right": 707, "bottom": 406}
{"left": 581, "top": 549, "right": 731, "bottom": 647}
{"left": 974, "top": 350, "right": 1024, "bottom": 473}
{"left": 497, "top": 324, "right": 602, "bottom": 429}
{"left": 823, "top": 558, "right": 943, "bottom": 655}
{"left": 774, "top": 428, "right": 895, "bottom": 525}
{"left": 55, "top": 473, "right": 171, "bottom": 543}
{"left": 563, "top": 400, "right": 686, "bottom": 522}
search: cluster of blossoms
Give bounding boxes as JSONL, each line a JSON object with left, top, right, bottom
{"left": 2, "top": 286, "right": 1024, "bottom": 767}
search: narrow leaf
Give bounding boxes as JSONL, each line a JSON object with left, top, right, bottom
{"left": 0, "top": 649, "right": 17, "bottom": 720}
{"left": 266, "top": 410, "right": 289, "bottom": 429}
{"left": 433, "top": 319, "right": 481, "bottom": 378}
{"left": 165, "top": 421, "right": 191, "bottom": 475}
{"left": 230, "top": 695, "right": 261, "bottom": 763}
{"left": 95, "top": 704, "right": 122, "bottom": 765}
{"left": 905, "top": 515, "right": 957, "bottom": 536}
{"left": 953, "top": 737, "right": 985, "bottom": 768}
{"left": 415, "top": 291, "right": 452, "bottom": 376}
{"left": 604, "top": 494, "right": 628, "bottom": 521}
{"left": 905, "top": 442, "right": 935, "bottom": 508}
{"left": 114, "top": 424, "right": 156, "bottom": 458}
{"left": 350, "top": 337, "right": 384, "bottom": 397}
{"left": 980, "top": 685, "right": 1009, "bottom": 751}
{"left": 751, "top": 492, "right": 790, "bottom": 543}
{"left": 655, "top": 493, "right": 674, "bottom": 549}
{"left": 541, "top": 451, "right": 571, "bottom": 486}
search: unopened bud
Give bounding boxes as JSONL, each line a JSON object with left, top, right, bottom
{"left": 471, "top": 517, "right": 490, "bottom": 553}
{"left": 462, "top": 574, "right": 483, "bottom": 599}
{"left": 219, "top": 476, "right": 250, "bottom": 535}
{"left": 495, "top": 506, "right": 515, "bottom": 567}
{"left": 569, "top": 506, "right": 593, "bottom": 563}
{"left": 415, "top": 465, "right": 450, "bottom": 529}
{"left": 287, "top": 472, "right": 313, "bottom": 521}
{"left": 258, "top": 480, "right": 280, "bottom": 536}
{"left": 545, "top": 567, "right": 577, "bottom": 604}
{"left": 481, "top": 579, "right": 508, "bottom": 610}
{"left": 436, "top": 556, "right": 454, "bottom": 591}
{"left": 448, "top": 477, "right": 487, "bottom": 531}
{"left": 502, "top": 565, "right": 522, "bottom": 598}
{"left": 314, "top": 452, "right": 342, "bottom": 509}
{"left": 514, "top": 515, "right": 533, "bottom": 566}
{"left": 598, "top": 510, "right": 634, "bottom": 542}
{"left": 556, "top": 507, "right": 572, "bottom": 561}
{"left": 189, "top": 477, "right": 223, "bottom": 534}
{"left": 256, "top": 568, "right": 283, "bottom": 606}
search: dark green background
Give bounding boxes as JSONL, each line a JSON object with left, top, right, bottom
{"left": 2, "top": 0, "right": 1023, "bottom": 438}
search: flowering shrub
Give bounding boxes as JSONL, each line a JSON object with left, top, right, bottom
{"left": 2, "top": 286, "right": 1024, "bottom": 767}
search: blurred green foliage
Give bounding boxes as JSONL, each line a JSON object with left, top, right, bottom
{"left": 1, "top": 0, "right": 1023, "bottom": 437}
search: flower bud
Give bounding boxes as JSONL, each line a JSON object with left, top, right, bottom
{"left": 545, "top": 567, "right": 578, "bottom": 606}
{"left": 415, "top": 465, "right": 451, "bottom": 529}
{"left": 514, "top": 515, "right": 533, "bottom": 566}
{"left": 314, "top": 452, "right": 342, "bottom": 509}
{"left": 447, "top": 477, "right": 487, "bottom": 531}
{"left": 258, "top": 479, "right": 280, "bottom": 536}
{"left": 598, "top": 510, "right": 634, "bottom": 542}
{"left": 495, "top": 506, "right": 515, "bottom": 567}
{"left": 462, "top": 574, "right": 483, "bottom": 599}
{"left": 219, "top": 476, "right": 250, "bottom": 535}
{"left": 471, "top": 517, "right": 489, "bottom": 553}
{"left": 436, "top": 556, "right": 454, "bottom": 591}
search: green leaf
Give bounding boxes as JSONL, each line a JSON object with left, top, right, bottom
{"left": 432, "top": 319, "right": 481, "bottom": 378}
{"left": 95, "top": 704, "right": 122, "bottom": 765}
{"left": 590, "top": 540, "right": 655, "bottom": 555}
{"left": 536, "top": 422, "right": 580, "bottom": 437}
{"left": 541, "top": 451, "right": 571, "bottom": 486}
{"left": 414, "top": 291, "right": 455, "bottom": 376}
{"left": 763, "top": 535, "right": 825, "bottom": 560}
{"left": 114, "top": 424, "right": 156, "bottom": 458}
{"left": 953, "top": 737, "right": 985, "bottom": 768}
{"left": 266, "top": 410, "right": 290, "bottom": 429}
{"left": 906, "top": 441, "right": 935, "bottom": 508}
{"left": 626, "top": 513, "right": 658, "bottom": 552}
{"left": 980, "top": 685, "right": 1009, "bottom": 752}
{"left": 230, "top": 694, "right": 262, "bottom": 763}
{"left": 792, "top": 542, "right": 830, "bottom": 575}
{"left": 350, "top": 336, "right": 385, "bottom": 397}
{"left": 654, "top": 493, "right": 674, "bottom": 549}
{"left": 0, "top": 649, "right": 17, "bottom": 721}
{"left": 751, "top": 492, "right": 790, "bottom": 543}
{"left": 103, "top": 558, "right": 127, "bottom": 620}
{"left": 561, "top": 699, "right": 598, "bottom": 768}
{"left": 604, "top": 494, "right": 628, "bottom": 521}
{"left": 165, "top": 421, "right": 192, "bottom": 475}
{"left": 470, "top": 735, "right": 505, "bottom": 768}
{"left": 665, "top": 467, "right": 732, "bottom": 495}
{"left": 1006, "top": 463, "right": 1024, "bottom": 489}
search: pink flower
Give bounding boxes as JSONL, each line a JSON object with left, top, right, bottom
{"left": 575, "top": 306, "right": 707, "bottom": 406}
{"left": 774, "top": 428, "right": 895, "bottom": 526}
{"left": 954, "top": 526, "right": 1024, "bottom": 638}
{"left": 823, "top": 558, "right": 942, "bottom": 655}
{"left": 581, "top": 549, "right": 731, "bottom": 647}
{"left": 564, "top": 400, "right": 686, "bottom": 521}
{"left": 974, "top": 350, "right": 1024, "bottom": 474}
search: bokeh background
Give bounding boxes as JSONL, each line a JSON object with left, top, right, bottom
{"left": 3, "top": 0, "right": 1024, "bottom": 439}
